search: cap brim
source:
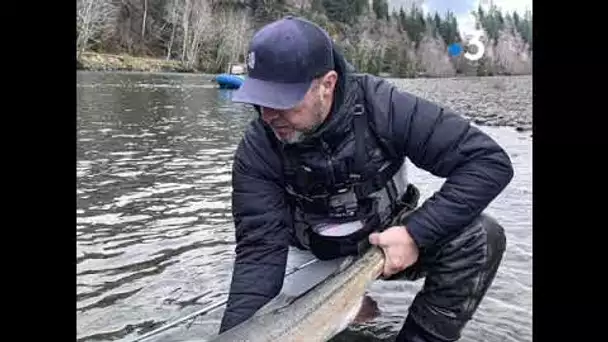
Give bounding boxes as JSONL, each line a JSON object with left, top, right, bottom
{"left": 232, "top": 77, "right": 311, "bottom": 110}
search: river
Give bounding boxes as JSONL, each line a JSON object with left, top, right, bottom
{"left": 77, "top": 71, "right": 532, "bottom": 342}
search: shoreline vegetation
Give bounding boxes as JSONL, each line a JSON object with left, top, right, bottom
{"left": 77, "top": 51, "right": 197, "bottom": 73}
{"left": 77, "top": 0, "right": 532, "bottom": 78}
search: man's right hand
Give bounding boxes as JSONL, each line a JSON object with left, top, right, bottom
{"left": 368, "top": 225, "right": 419, "bottom": 278}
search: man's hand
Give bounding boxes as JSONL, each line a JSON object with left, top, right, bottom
{"left": 368, "top": 226, "right": 419, "bottom": 278}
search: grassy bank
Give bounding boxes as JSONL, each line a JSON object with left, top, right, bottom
{"left": 77, "top": 52, "right": 199, "bottom": 73}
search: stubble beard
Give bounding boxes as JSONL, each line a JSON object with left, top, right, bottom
{"left": 276, "top": 97, "right": 326, "bottom": 145}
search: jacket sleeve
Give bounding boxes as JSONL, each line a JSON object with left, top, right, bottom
{"left": 218, "top": 126, "right": 291, "bottom": 332}
{"left": 364, "top": 75, "right": 514, "bottom": 249}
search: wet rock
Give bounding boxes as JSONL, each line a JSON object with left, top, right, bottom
{"left": 389, "top": 75, "right": 531, "bottom": 131}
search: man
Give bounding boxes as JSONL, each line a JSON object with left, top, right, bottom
{"left": 219, "top": 16, "right": 513, "bottom": 342}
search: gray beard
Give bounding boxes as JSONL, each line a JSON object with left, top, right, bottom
{"left": 274, "top": 129, "right": 305, "bottom": 144}
{"left": 273, "top": 100, "right": 326, "bottom": 144}
{"left": 274, "top": 119, "right": 324, "bottom": 144}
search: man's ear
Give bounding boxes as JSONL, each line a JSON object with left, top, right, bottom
{"left": 322, "top": 70, "right": 338, "bottom": 95}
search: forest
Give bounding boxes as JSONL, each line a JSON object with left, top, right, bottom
{"left": 77, "top": 0, "right": 532, "bottom": 77}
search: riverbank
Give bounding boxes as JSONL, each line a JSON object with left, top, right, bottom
{"left": 391, "top": 75, "right": 532, "bottom": 132}
{"left": 77, "top": 52, "right": 198, "bottom": 73}
{"left": 76, "top": 52, "right": 531, "bottom": 132}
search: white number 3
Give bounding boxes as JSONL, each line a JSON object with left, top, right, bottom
{"left": 464, "top": 30, "right": 485, "bottom": 61}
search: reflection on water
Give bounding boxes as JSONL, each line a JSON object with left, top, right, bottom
{"left": 77, "top": 71, "right": 532, "bottom": 342}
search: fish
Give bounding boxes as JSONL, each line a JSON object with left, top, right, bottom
{"left": 207, "top": 246, "right": 385, "bottom": 342}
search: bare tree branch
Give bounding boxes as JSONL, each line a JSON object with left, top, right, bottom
{"left": 77, "top": 0, "right": 118, "bottom": 57}
{"left": 141, "top": 0, "right": 148, "bottom": 40}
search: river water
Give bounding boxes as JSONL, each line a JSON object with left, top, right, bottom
{"left": 77, "top": 71, "right": 532, "bottom": 342}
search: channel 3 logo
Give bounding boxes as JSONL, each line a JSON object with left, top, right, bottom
{"left": 448, "top": 30, "right": 485, "bottom": 61}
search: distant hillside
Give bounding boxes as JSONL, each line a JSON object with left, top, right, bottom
{"left": 77, "top": 0, "right": 532, "bottom": 77}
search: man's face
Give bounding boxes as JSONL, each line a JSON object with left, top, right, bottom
{"left": 260, "top": 71, "right": 337, "bottom": 144}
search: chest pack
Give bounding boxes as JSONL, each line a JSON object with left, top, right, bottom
{"left": 279, "top": 86, "right": 419, "bottom": 260}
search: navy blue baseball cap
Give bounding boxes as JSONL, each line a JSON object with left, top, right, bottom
{"left": 232, "top": 16, "right": 335, "bottom": 109}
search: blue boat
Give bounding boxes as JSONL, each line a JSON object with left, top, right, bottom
{"left": 215, "top": 73, "right": 245, "bottom": 89}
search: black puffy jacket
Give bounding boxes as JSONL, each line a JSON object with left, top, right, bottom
{"left": 218, "top": 57, "right": 514, "bottom": 332}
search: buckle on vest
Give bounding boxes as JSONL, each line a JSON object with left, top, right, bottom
{"left": 328, "top": 189, "right": 358, "bottom": 218}
{"left": 349, "top": 173, "right": 361, "bottom": 181}
{"left": 353, "top": 104, "right": 364, "bottom": 116}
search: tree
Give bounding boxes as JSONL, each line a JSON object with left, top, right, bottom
{"left": 372, "top": 0, "right": 389, "bottom": 21}
{"left": 77, "top": 0, "right": 118, "bottom": 57}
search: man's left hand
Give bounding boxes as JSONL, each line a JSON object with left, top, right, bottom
{"left": 368, "top": 226, "right": 419, "bottom": 278}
